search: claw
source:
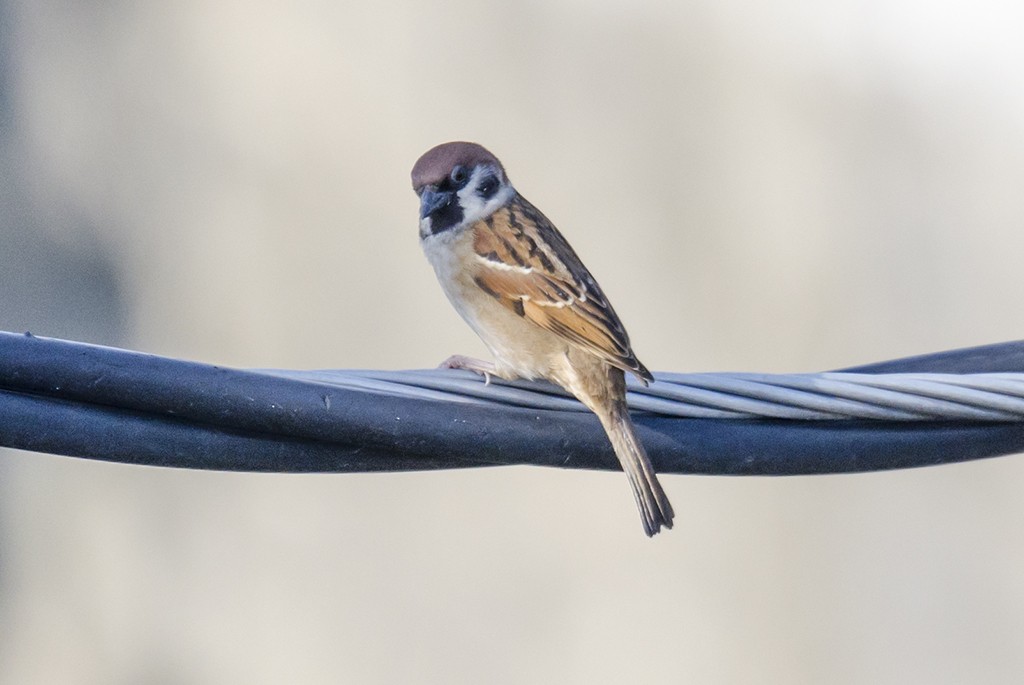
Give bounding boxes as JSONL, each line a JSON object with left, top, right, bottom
{"left": 438, "top": 354, "right": 498, "bottom": 384}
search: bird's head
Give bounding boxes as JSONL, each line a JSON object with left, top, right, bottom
{"left": 411, "top": 142, "right": 514, "bottom": 238}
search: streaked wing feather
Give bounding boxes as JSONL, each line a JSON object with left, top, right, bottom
{"left": 472, "top": 194, "right": 652, "bottom": 382}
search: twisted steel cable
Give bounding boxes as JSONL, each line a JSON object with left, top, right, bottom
{"left": 282, "top": 369, "right": 1024, "bottom": 421}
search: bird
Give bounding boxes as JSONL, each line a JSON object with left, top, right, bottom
{"left": 412, "top": 141, "right": 674, "bottom": 537}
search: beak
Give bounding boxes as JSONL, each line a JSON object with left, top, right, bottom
{"left": 419, "top": 189, "right": 453, "bottom": 220}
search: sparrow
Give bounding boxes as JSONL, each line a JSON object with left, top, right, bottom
{"left": 412, "top": 141, "right": 675, "bottom": 536}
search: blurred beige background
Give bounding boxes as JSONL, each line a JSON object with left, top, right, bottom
{"left": 2, "top": 0, "right": 1024, "bottom": 683}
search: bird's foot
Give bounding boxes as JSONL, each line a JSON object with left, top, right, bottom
{"left": 439, "top": 355, "right": 498, "bottom": 385}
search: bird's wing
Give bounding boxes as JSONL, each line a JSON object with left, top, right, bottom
{"left": 470, "top": 194, "right": 652, "bottom": 383}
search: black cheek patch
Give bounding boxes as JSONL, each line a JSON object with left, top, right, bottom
{"left": 477, "top": 176, "right": 500, "bottom": 201}
{"left": 430, "top": 202, "right": 464, "bottom": 235}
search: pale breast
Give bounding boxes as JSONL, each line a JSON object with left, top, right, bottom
{"left": 421, "top": 226, "right": 569, "bottom": 381}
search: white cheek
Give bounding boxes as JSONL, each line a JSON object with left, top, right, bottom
{"left": 456, "top": 172, "right": 515, "bottom": 226}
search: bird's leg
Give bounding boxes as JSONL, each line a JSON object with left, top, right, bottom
{"left": 438, "top": 355, "right": 498, "bottom": 385}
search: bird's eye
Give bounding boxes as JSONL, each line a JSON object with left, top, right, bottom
{"left": 477, "top": 175, "right": 499, "bottom": 200}
{"left": 450, "top": 166, "right": 468, "bottom": 185}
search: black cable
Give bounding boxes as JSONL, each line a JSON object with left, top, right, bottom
{"left": 2, "top": 330, "right": 1024, "bottom": 475}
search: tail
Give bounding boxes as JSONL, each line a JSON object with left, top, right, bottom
{"left": 598, "top": 401, "right": 675, "bottom": 537}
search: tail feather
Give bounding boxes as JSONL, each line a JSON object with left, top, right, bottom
{"left": 599, "top": 403, "right": 675, "bottom": 537}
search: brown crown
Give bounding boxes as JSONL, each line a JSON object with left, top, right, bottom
{"left": 411, "top": 141, "right": 506, "bottom": 190}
